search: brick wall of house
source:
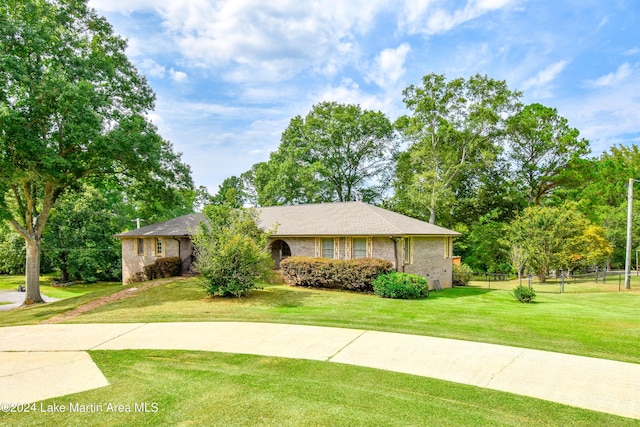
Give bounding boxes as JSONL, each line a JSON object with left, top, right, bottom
{"left": 121, "top": 237, "right": 180, "bottom": 284}
{"left": 403, "top": 237, "right": 453, "bottom": 289}
{"left": 275, "top": 236, "right": 452, "bottom": 288}
{"left": 121, "top": 235, "right": 453, "bottom": 288}
{"left": 372, "top": 237, "right": 396, "bottom": 265}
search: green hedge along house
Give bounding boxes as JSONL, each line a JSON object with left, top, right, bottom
{"left": 115, "top": 202, "right": 460, "bottom": 288}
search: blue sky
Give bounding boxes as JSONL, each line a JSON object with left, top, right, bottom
{"left": 87, "top": 0, "right": 640, "bottom": 194}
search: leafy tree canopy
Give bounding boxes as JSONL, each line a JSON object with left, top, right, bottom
{"left": 392, "top": 73, "right": 521, "bottom": 223}
{"left": 505, "top": 103, "right": 590, "bottom": 205}
{"left": 508, "top": 203, "right": 612, "bottom": 281}
{"left": 193, "top": 203, "right": 274, "bottom": 297}
{"left": 247, "top": 101, "right": 394, "bottom": 206}
{"left": 0, "top": 0, "right": 193, "bottom": 303}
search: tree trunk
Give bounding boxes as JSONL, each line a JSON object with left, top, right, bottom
{"left": 24, "top": 236, "right": 45, "bottom": 304}
{"left": 428, "top": 207, "right": 436, "bottom": 224}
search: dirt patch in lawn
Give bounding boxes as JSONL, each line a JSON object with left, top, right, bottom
{"left": 41, "top": 277, "right": 188, "bottom": 324}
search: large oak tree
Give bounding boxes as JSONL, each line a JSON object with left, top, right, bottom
{"left": 248, "top": 101, "right": 394, "bottom": 206}
{"left": 0, "top": 0, "right": 192, "bottom": 303}
{"left": 505, "top": 103, "right": 589, "bottom": 205}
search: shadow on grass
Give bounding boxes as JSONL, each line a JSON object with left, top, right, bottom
{"left": 250, "top": 287, "right": 312, "bottom": 308}
{"left": 428, "top": 286, "right": 495, "bottom": 299}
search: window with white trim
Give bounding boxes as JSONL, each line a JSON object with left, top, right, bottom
{"left": 444, "top": 237, "right": 452, "bottom": 258}
{"left": 403, "top": 237, "right": 412, "bottom": 264}
{"left": 155, "top": 237, "right": 164, "bottom": 256}
{"left": 352, "top": 238, "right": 367, "bottom": 259}
{"left": 321, "top": 238, "right": 334, "bottom": 258}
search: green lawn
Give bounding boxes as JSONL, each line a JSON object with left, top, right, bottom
{"left": 1, "top": 350, "right": 636, "bottom": 427}
{"left": 2, "top": 277, "right": 640, "bottom": 424}
{"left": 0, "top": 274, "right": 121, "bottom": 299}
{"left": 0, "top": 275, "right": 126, "bottom": 325}
{"left": 3, "top": 277, "right": 639, "bottom": 363}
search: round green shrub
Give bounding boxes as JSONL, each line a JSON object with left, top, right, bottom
{"left": 373, "top": 272, "right": 429, "bottom": 299}
{"left": 512, "top": 285, "right": 536, "bottom": 303}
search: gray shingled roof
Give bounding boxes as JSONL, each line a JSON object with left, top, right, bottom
{"left": 114, "top": 202, "right": 459, "bottom": 238}
{"left": 114, "top": 213, "right": 205, "bottom": 238}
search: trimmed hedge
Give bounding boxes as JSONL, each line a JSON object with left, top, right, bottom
{"left": 280, "top": 256, "right": 393, "bottom": 293}
{"left": 373, "top": 272, "right": 429, "bottom": 299}
{"left": 143, "top": 257, "right": 183, "bottom": 280}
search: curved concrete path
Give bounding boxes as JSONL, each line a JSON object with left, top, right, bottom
{"left": 1, "top": 322, "right": 639, "bottom": 420}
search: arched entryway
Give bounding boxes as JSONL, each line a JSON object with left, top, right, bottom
{"left": 270, "top": 239, "right": 291, "bottom": 269}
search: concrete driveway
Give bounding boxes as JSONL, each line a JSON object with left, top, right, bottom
{"left": 0, "top": 322, "right": 639, "bottom": 420}
{"left": 0, "top": 291, "right": 60, "bottom": 312}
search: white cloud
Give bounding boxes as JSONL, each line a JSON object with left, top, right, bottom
{"left": 557, "top": 65, "right": 640, "bottom": 155}
{"left": 138, "top": 58, "right": 166, "bottom": 78}
{"left": 313, "top": 79, "right": 398, "bottom": 118}
{"left": 93, "top": 0, "right": 391, "bottom": 83}
{"left": 400, "top": 0, "right": 516, "bottom": 35}
{"left": 521, "top": 60, "right": 569, "bottom": 94}
{"left": 170, "top": 69, "right": 188, "bottom": 82}
{"left": 367, "top": 43, "right": 412, "bottom": 89}
{"left": 586, "top": 63, "right": 632, "bottom": 88}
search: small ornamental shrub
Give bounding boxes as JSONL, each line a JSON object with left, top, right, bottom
{"left": 453, "top": 263, "right": 474, "bottom": 286}
{"left": 142, "top": 257, "right": 183, "bottom": 280}
{"left": 512, "top": 285, "right": 536, "bottom": 303}
{"left": 280, "top": 256, "right": 393, "bottom": 293}
{"left": 156, "top": 257, "right": 182, "bottom": 278}
{"left": 143, "top": 263, "right": 156, "bottom": 280}
{"left": 373, "top": 272, "right": 429, "bottom": 299}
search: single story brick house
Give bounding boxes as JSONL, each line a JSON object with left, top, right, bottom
{"left": 115, "top": 202, "right": 460, "bottom": 288}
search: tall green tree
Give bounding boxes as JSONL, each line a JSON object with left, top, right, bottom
{"left": 210, "top": 176, "right": 247, "bottom": 208}
{"left": 393, "top": 73, "right": 521, "bottom": 224}
{"left": 42, "top": 185, "right": 121, "bottom": 282}
{"left": 0, "top": 0, "right": 192, "bottom": 303}
{"left": 563, "top": 145, "right": 640, "bottom": 267}
{"left": 248, "top": 102, "right": 394, "bottom": 205}
{"left": 505, "top": 103, "right": 590, "bottom": 205}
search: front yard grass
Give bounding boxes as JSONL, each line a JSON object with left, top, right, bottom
{"left": 0, "top": 274, "right": 121, "bottom": 299}
{"left": 0, "top": 276, "right": 127, "bottom": 326}
{"left": 4, "top": 277, "right": 637, "bottom": 363}
{"left": 2, "top": 278, "right": 640, "bottom": 424}
{"left": 0, "top": 350, "right": 635, "bottom": 427}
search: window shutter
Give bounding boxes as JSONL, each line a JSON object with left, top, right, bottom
{"left": 334, "top": 237, "right": 340, "bottom": 259}
{"left": 345, "top": 237, "right": 352, "bottom": 259}
{"left": 315, "top": 237, "right": 321, "bottom": 257}
{"left": 366, "top": 237, "right": 373, "bottom": 258}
